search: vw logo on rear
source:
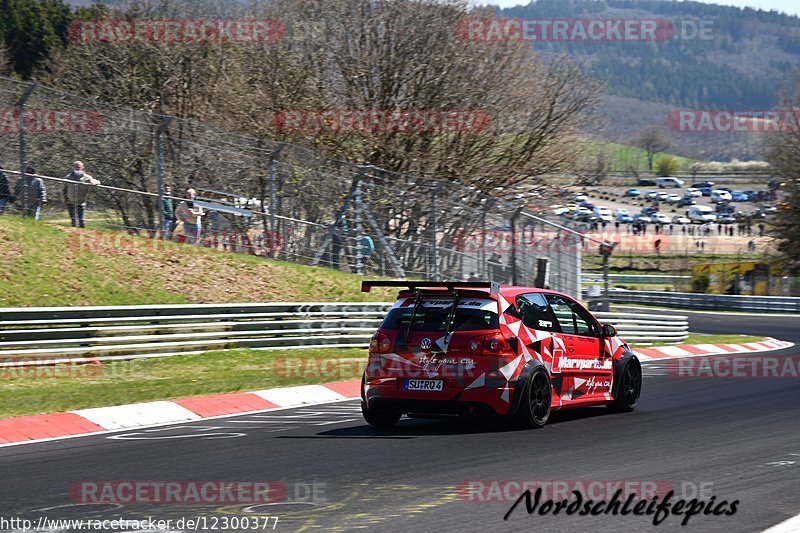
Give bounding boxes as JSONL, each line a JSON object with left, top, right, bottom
{"left": 420, "top": 338, "right": 433, "bottom": 350}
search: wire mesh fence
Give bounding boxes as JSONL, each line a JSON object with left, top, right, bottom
{"left": 0, "top": 76, "right": 585, "bottom": 298}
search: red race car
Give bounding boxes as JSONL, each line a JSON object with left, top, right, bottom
{"left": 360, "top": 281, "right": 641, "bottom": 429}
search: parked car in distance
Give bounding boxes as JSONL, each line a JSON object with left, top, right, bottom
{"left": 641, "top": 207, "right": 658, "bottom": 216}
{"left": 657, "top": 192, "right": 670, "bottom": 202}
{"left": 684, "top": 188, "right": 702, "bottom": 197}
{"left": 700, "top": 187, "right": 713, "bottom": 196}
{"left": 716, "top": 214, "right": 736, "bottom": 224}
{"left": 550, "top": 204, "right": 569, "bottom": 216}
{"left": 672, "top": 215, "right": 691, "bottom": 224}
{"left": 730, "top": 191, "right": 749, "bottom": 202}
{"left": 645, "top": 191, "right": 659, "bottom": 201}
{"left": 624, "top": 188, "right": 641, "bottom": 197}
{"left": 574, "top": 194, "right": 588, "bottom": 202}
{"left": 692, "top": 181, "right": 715, "bottom": 188}
{"left": 651, "top": 212, "right": 671, "bottom": 224}
{"left": 614, "top": 209, "right": 633, "bottom": 223}
{"left": 637, "top": 179, "right": 657, "bottom": 187}
{"left": 678, "top": 197, "right": 696, "bottom": 207}
{"left": 687, "top": 205, "right": 716, "bottom": 223}
{"left": 632, "top": 214, "right": 652, "bottom": 224}
{"left": 593, "top": 206, "right": 613, "bottom": 222}
{"left": 711, "top": 190, "right": 733, "bottom": 203}
{"left": 657, "top": 177, "right": 685, "bottom": 188}
{"left": 665, "top": 193, "right": 682, "bottom": 203}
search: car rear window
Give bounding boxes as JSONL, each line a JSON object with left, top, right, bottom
{"left": 380, "top": 297, "right": 498, "bottom": 332}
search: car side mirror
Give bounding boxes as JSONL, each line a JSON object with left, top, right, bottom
{"left": 601, "top": 323, "right": 617, "bottom": 338}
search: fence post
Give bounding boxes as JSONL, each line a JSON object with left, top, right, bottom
{"left": 17, "top": 83, "right": 36, "bottom": 205}
{"left": 269, "top": 143, "right": 285, "bottom": 247}
{"left": 510, "top": 206, "right": 524, "bottom": 285}
{"left": 354, "top": 179, "right": 364, "bottom": 275}
{"left": 431, "top": 181, "right": 441, "bottom": 280}
{"left": 155, "top": 116, "right": 174, "bottom": 233}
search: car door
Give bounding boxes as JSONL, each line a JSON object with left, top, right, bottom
{"left": 545, "top": 294, "right": 612, "bottom": 402}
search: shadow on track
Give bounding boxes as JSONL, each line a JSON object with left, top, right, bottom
{"left": 278, "top": 406, "right": 617, "bottom": 439}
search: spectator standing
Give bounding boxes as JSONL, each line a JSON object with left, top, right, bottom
{"left": 160, "top": 184, "right": 175, "bottom": 239}
{"left": 176, "top": 188, "right": 204, "bottom": 245}
{"left": 0, "top": 167, "right": 11, "bottom": 215}
{"left": 758, "top": 223, "right": 765, "bottom": 237}
{"left": 12, "top": 166, "right": 46, "bottom": 220}
{"left": 63, "top": 161, "right": 101, "bottom": 228}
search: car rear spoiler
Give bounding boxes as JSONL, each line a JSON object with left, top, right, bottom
{"left": 361, "top": 280, "right": 500, "bottom": 294}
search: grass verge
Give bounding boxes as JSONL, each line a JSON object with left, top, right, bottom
{"left": 0, "top": 215, "right": 396, "bottom": 306}
{"left": 0, "top": 347, "right": 367, "bottom": 418}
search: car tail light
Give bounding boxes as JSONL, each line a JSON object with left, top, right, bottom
{"left": 369, "top": 332, "right": 392, "bottom": 354}
{"left": 467, "top": 333, "right": 514, "bottom": 357}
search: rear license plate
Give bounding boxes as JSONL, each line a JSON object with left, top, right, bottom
{"left": 405, "top": 379, "right": 443, "bottom": 392}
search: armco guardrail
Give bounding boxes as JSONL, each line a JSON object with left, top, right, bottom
{"left": 0, "top": 303, "right": 688, "bottom": 364}
{"left": 607, "top": 290, "right": 800, "bottom": 313}
{"left": 593, "top": 312, "right": 688, "bottom": 344}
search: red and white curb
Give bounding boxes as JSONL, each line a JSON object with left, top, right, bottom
{"left": 0, "top": 338, "right": 793, "bottom": 446}
{"left": 635, "top": 337, "right": 794, "bottom": 361}
{"left": 0, "top": 381, "right": 360, "bottom": 447}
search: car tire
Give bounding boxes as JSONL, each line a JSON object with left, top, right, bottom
{"left": 609, "top": 361, "right": 642, "bottom": 413}
{"left": 514, "top": 369, "right": 551, "bottom": 429}
{"left": 361, "top": 401, "right": 401, "bottom": 428}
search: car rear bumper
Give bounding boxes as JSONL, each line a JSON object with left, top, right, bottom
{"left": 363, "top": 378, "right": 516, "bottom": 417}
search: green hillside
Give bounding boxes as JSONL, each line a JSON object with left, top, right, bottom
{"left": 0, "top": 216, "right": 394, "bottom": 307}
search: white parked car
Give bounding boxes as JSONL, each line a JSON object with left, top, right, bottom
{"left": 711, "top": 190, "right": 732, "bottom": 202}
{"left": 593, "top": 206, "right": 613, "bottom": 222}
{"left": 672, "top": 215, "right": 691, "bottom": 224}
{"left": 684, "top": 188, "right": 702, "bottom": 197}
{"left": 574, "top": 194, "right": 588, "bottom": 202}
{"left": 687, "top": 205, "right": 717, "bottom": 222}
{"left": 657, "top": 177, "right": 685, "bottom": 188}
{"left": 652, "top": 212, "right": 672, "bottom": 224}
{"left": 666, "top": 194, "right": 682, "bottom": 203}
{"left": 645, "top": 191, "right": 659, "bottom": 200}
{"left": 550, "top": 204, "right": 569, "bottom": 216}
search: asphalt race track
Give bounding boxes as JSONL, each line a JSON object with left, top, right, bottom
{"left": 1, "top": 311, "right": 798, "bottom": 533}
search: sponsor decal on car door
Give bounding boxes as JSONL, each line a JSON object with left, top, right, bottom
{"left": 547, "top": 295, "right": 612, "bottom": 401}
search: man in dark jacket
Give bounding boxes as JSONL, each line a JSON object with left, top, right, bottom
{"left": 0, "top": 167, "right": 11, "bottom": 215}
{"left": 12, "top": 166, "right": 47, "bottom": 220}
{"left": 63, "top": 160, "right": 101, "bottom": 228}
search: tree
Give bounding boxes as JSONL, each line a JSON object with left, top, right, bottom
{"left": 0, "top": 0, "right": 73, "bottom": 78}
{"left": 636, "top": 126, "right": 671, "bottom": 172}
{"left": 0, "top": 45, "right": 8, "bottom": 74}
{"left": 655, "top": 155, "right": 681, "bottom": 177}
{"left": 765, "top": 80, "right": 800, "bottom": 273}
{"left": 188, "top": 0, "right": 600, "bottom": 191}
